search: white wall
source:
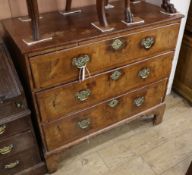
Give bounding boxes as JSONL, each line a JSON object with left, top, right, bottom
{"left": 146, "top": 0, "right": 191, "bottom": 94}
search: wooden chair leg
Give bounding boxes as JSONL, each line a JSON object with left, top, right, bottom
{"left": 122, "top": 0, "right": 144, "bottom": 26}
{"left": 124, "top": 0, "right": 133, "bottom": 23}
{"left": 26, "top": 0, "right": 40, "bottom": 41}
{"left": 96, "top": 0, "right": 109, "bottom": 27}
{"left": 59, "top": 0, "right": 81, "bottom": 16}
{"left": 153, "top": 103, "right": 166, "bottom": 125}
{"left": 45, "top": 154, "right": 61, "bottom": 174}
{"left": 65, "top": 0, "right": 72, "bottom": 12}
{"left": 91, "top": 0, "right": 114, "bottom": 32}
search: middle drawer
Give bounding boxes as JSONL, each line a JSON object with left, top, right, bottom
{"left": 36, "top": 52, "right": 173, "bottom": 123}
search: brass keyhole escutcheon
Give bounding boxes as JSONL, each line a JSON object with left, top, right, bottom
{"left": 72, "top": 55, "right": 91, "bottom": 69}
{"left": 108, "top": 99, "right": 119, "bottom": 108}
{"left": 110, "top": 70, "right": 122, "bottom": 81}
{"left": 138, "top": 68, "right": 151, "bottom": 79}
{"left": 78, "top": 119, "right": 91, "bottom": 129}
{"left": 134, "top": 97, "right": 145, "bottom": 107}
{"left": 141, "top": 36, "right": 155, "bottom": 50}
{"left": 111, "top": 39, "right": 125, "bottom": 51}
{"left": 75, "top": 89, "right": 91, "bottom": 102}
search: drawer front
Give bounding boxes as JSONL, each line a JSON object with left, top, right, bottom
{"left": 0, "top": 148, "right": 41, "bottom": 175}
{"left": 43, "top": 80, "right": 167, "bottom": 151}
{"left": 0, "top": 95, "right": 27, "bottom": 120}
{"left": 0, "top": 131, "right": 36, "bottom": 160}
{"left": 30, "top": 24, "right": 179, "bottom": 89}
{"left": 37, "top": 53, "right": 173, "bottom": 123}
{"left": 0, "top": 116, "right": 31, "bottom": 140}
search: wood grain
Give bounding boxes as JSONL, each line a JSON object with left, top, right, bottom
{"left": 43, "top": 80, "right": 167, "bottom": 151}
{"left": 30, "top": 23, "right": 179, "bottom": 90}
{"left": 36, "top": 53, "right": 172, "bottom": 123}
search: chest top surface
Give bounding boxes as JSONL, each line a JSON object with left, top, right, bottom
{"left": 2, "top": 1, "right": 183, "bottom": 55}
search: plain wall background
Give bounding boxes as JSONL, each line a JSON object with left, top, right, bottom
{"left": 146, "top": 0, "right": 191, "bottom": 94}
{"left": 0, "top": 0, "right": 191, "bottom": 94}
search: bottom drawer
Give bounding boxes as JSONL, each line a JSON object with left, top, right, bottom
{"left": 0, "top": 148, "right": 41, "bottom": 175}
{"left": 43, "top": 79, "right": 167, "bottom": 151}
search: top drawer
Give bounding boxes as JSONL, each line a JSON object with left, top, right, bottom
{"left": 30, "top": 23, "right": 180, "bottom": 90}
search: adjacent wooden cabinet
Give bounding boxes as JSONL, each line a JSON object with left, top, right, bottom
{"left": 2, "top": 1, "right": 182, "bottom": 173}
{"left": 0, "top": 43, "right": 47, "bottom": 175}
{"left": 174, "top": 32, "right": 192, "bottom": 105}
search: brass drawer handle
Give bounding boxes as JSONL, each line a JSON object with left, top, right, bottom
{"left": 0, "top": 144, "right": 14, "bottom": 155}
{"left": 78, "top": 119, "right": 91, "bottom": 129}
{"left": 75, "top": 89, "right": 91, "bottom": 102}
{"left": 4, "top": 160, "right": 19, "bottom": 169}
{"left": 111, "top": 39, "right": 125, "bottom": 51}
{"left": 110, "top": 70, "right": 122, "bottom": 81}
{"left": 0, "top": 125, "right": 6, "bottom": 135}
{"left": 72, "top": 55, "right": 90, "bottom": 69}
{"left": 134, "top": 97, "right": 145, "bottom": 107}
{"left": 141, "top": 36, "right": 155, "bottom": 50}
{"left": 15, "top": 101, "right": 24, "bottom": 109}
{"left": 108, "top": 99, "right": 119, "bottom": 108}
{"left": 138, "top": 68, "right": 151, "bottom": 79}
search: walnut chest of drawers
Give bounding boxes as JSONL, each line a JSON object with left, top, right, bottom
{"left": 2, "top": 1, "right": 183, "bottom": 173}
{"left": 0, "top": 43, "right": 47, "bottom": 175}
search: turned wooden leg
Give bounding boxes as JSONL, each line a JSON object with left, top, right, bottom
{"left": 26, "top": 0, "right": 40, "bottom": 41}
{"left": 153, "top": 103, "right": 166, "bottom": 125}
{"left": 65, "top": 0, "right": 72, "bottom": 12}
{"left": 96, "top": 0, "right": 109, "bottom": 27}
{"left": 45, "top": 154, "right": 61, "bottom": 174}
{"left": 124, "top": 0, "right": 133, "bottom": 23}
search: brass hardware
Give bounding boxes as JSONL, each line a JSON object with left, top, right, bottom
{"left": 78, "top": 119, "right": 91, "bottom": 129}
{"left": 138, "top": 68, "right": 151, "bottom": 79}
{"left": 0, "top": 144, "right": 14, "bottom": 155}
{"left": 111, "top": 39, "right": 124, "bottom": 51}
{"left": 108, "top": 99, "right": 119, "bottom": 108}
{"left": 72, "top": 55, "right": 90, "bottom": 69}
{"left": 141, "top": 37, "right": 155, "bottom": 49}
{"left": 75, "top": 89, "right": 91, "bottom": 102}
{"left": 110, "top": 70, "right": 122, "bottom": 81}
{"left": 0, "top": 125, "right": 6, "bottom": 135}
{"left": 15, "top": 102, "right": 24, "bottom": 109}
{"left": 4, "top": 160, "right": 19, "bottom": 169}
{"left": 134, "top": 97, "right": 145, "bottom": 107}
